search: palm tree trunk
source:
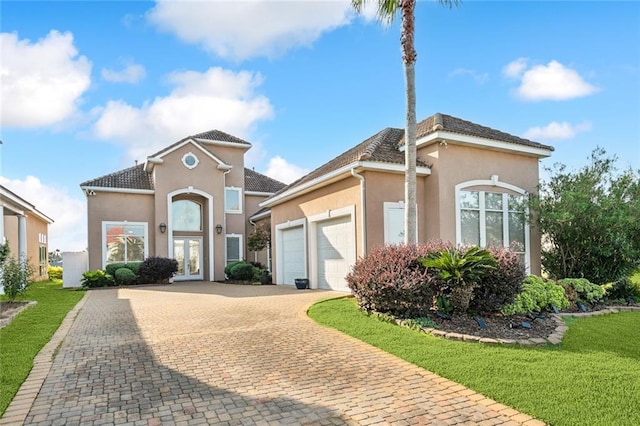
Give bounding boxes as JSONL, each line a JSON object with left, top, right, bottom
{"left": 401, "top": 0, "right": 417, "bottom": 244}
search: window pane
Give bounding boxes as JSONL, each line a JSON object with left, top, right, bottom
{"left": 173, "top": 241, "right": 185, "bottom": 276}
{"left": 508, "top": 194, "right": 524, "bottom": 212}
{"left": 106, "top": 237, "right": 126, "bottom": 263}
{"left": 509, "top": 212, "right": 526, "bottom": 252}
{"left": 486, "top": 211, "right": 503, "bottom": 247}
{"left": 225, "top": 189, "right": 240, "bottom": 212}
{"left": 189, "top": 240, "right": 200, "bottom": 275}
{"left": 485, "top": 192, "right": 503, "bottom": 210}
{"left": 460, "top": 190, "right": 479, "bottom": 209}
{"left": 461, "top": 210, "right": 480, "bottom": 246}
{"left": 126, "top": 236, "right": 145, "bottom": 262}
{"left": 172, "top": 200, "right": 202, "bottom": 231}
{"left": 226, "top": 237, "right": 240, "bottom": 265}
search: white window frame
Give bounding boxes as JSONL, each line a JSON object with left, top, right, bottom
{"left": 101, "top": 221, "right": 149, "bottom": 269}
{"left": 225, "top": 234, "right": 243, "bottom": 266}
{"left": 455, "top": 179, "right": 530, "bottom": 273}
{"left": 225, "top": 187, "right": 243, "bottom": 214}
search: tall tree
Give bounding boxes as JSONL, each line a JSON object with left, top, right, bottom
{"left": 351, "top": 0, "right": 458, "bottom": 244}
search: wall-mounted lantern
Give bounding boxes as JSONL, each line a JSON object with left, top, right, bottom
{"left": 159, "top": 223, "right": 167, "bottom": 233}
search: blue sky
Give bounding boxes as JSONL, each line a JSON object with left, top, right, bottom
{"left": 1, "top": 1, "right": 639, "bottom": 251}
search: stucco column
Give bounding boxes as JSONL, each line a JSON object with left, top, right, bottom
{"left": 18, "top": 214, "right": 27, "bottom": 261}
{"left": 0, "top": 205, "right": 5, "bottom": 243}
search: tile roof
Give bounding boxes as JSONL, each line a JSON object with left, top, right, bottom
{"left": 268, "top": 127, "right": 429, "bottom": 198}
{"left": 80, "top": 164, "right": 154, "bottom": 190}
{"left": 80, "top": 164, "right": 284, "bottom": 194}
{"left": 244, "top": 168, "right": 286, "bottom": 193}
{"left": 267, "top": 113, "right": 554, "bottom": 201}
{"left": 148, "top": 130, "right": 251, "bottom": 159}
{"left": 191, "top": 130, "right": 252, "bottom": 146}
{"left": 408, "top": 113, "right": 555, "bottom": 151}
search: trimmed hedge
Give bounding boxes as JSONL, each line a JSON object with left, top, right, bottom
{"left": 81, "top": 270, "right": 114, "bottom": 288}
{"left": 558, "top": 278, "right": 605, "bottom": 304}
{"left": 104, "top": 262, "right": 142, "bottom": 277}
{"left": 138, "top": 257, "right": 178, "bottom": 283}
{"left": 47, "top": 265, "right": 63, "bottom": 280}
{"left": 225, "top": 261, "right": 259, "bottom": 281}
{"left": 114, "top": 268, "right": 137, "bottom": 286}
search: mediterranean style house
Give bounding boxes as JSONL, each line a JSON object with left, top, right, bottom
{"left": 259, "top": 113, "right": 553, "bottom": 291}
{"left": 81, "top": 113, "right": 553, "bottom": 290}
{"left": 1, "top": 184, "right": 53, "bottom": 283}
{"left": 80, "top": 131, "right": 286, "bottom": 281}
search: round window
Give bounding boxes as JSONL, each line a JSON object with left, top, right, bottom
{"left": 182, "top": 152, "right": 199, "bottom": 169}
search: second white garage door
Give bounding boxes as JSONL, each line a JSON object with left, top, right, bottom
{"left": 315, "top": 216, "right": 354, "bottom": 292}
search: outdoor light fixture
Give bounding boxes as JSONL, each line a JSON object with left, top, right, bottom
{"left": 215, "top": 224, "right": 223, "bottom": 234}
{"left": 159, "top": 223, "right": 167, "bottom": 233}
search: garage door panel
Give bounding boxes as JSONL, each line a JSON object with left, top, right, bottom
{"left": 281, "top": 226, "right": 305, "bottom": 285}
{"left": 316, "top": 216, "right": 353, "bottom": 292}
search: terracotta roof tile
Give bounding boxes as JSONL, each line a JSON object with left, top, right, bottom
{"left": 80, "top": 164, "right": 154, "bottom": 190}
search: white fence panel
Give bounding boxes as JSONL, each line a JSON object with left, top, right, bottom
{"left": 62, "top": 251, "right": 88, "bottom": 288}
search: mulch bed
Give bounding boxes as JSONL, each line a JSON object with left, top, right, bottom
{"left": 429, "top": 312, "right": 558, "bottom": 340}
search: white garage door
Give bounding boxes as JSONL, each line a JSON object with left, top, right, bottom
{"left": 316, "top": 216, "right": 354, "bottom": 292}
{"left": 281, "top": 226, "right": 305, "bottom": 285}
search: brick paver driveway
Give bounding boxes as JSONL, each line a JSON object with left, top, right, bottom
{"left": 6, "top": 283, "right": 542, "bottom": 425}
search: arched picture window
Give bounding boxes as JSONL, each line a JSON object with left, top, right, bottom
{"left": 172, "top": 200, "right": 202, "bottom": 231}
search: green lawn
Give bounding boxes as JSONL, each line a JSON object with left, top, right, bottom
{"left": 308, "top": 297, "right": 640, "bottom": 426}
{"left": 0, "top": 280, "right": 85, "bottom": 417}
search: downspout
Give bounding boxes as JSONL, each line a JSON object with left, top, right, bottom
{"left": 351, "top": 168, "right": 367, "bottom": 256}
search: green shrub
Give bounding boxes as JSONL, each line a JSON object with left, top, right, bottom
{"left": 137, "top": 257, "right": 178, "bottom": 283}
{"left": 105, "top": 261, "right": 142, "bottom": 277}
{"left": 224, "top": 261, "right": 244, "bottom": 278}
{"left": 558, "top": 278, "right": 605, "bottom": 304}
{"left": 603, "top": 276, "right": 640, "bottom": 302}
{"left": 81, "top": 270, "right": 114, "bottom": 288}
{"left": 114, "top": 267, "right": 137, "bottom": 286}
{"left": 48, "top": 265, "right": 63, "bottom": 280}
{"left": 347, "top": 241, "right": 452, "bottom": 318}
{"left": 226, "top": 261, "right": 258, "bottom": 281}
{"left": 502, "top": 275, "right": 569, "bottom": 315}
{"left": 470, "top": 246, "right": 526, "bottom": 314}
{"left": 0, "top": 256, "right": 35, "bottom": 301}
{"left": 420, "top": 246, "right": 497, "bottom": 313}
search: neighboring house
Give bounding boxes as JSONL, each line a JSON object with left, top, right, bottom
{"left": 1, "top": 185, "right": 54, "bottom": 282}
{"left": 80, "top": 130, "right": 286, "bottom": 281}
{"left": 259, "top": 113, "right": 554, "bottom": 292}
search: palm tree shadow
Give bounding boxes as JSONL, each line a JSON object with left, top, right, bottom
{"left": 25, "top": 290, "right": 351, "bottom": 425}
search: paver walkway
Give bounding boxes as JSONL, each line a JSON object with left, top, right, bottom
{"left": 2, "top": 283, "right": 544, "bottom": 425}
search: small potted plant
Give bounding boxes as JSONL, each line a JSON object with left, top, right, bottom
{"left": 258, "top": 269, "right": 272, "bottom": 285}
{"left": 295, "top": 278, "right": 309, "bottom": 290}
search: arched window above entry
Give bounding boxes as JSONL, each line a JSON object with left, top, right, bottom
{"left": 172, "top": 200, "right": 202, "bottom": 232}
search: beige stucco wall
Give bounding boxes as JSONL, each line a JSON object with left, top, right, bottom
{"left": 419, "top": 143, "right": 542, "bottom": 274}
{"left": 244, "top": 195, "right": 269, "bottom": 267}
{"left": 3, "top": 214, "right": 49, "bottom": 281}
{"left": 86, "top": 192, "right": 155, "bottom": 271}
{"left": 269, "top": 177, "right": 361, "bottom": 283}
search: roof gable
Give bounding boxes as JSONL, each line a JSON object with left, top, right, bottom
{"left": 409, "top": 113, "right": 554, "bottom": 152}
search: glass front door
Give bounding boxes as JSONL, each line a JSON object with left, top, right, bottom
{"left": 173, "top": 237, "right": 203, "bottom": 281}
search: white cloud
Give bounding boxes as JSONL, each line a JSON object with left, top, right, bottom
{"left": 92, "top": 67, "right": 274, "bottom": 162}
{"left": 502, "top": 57, "right": 528, "bottom": 78}
{"left": 264, "top": 156, "right": 310, "bottom": 184}
{"left": 147, "top": 0, "right": 353, "bottom": 61}
{"left": 0, "top": 176, "right": 87, "bottom": 252}
{"left": 102, "top": 62, "right": 146, "bottom": 84}
{"left": 523, "top": 121, "right": 592, "bottom": 141}
{"left": 449, "top": 68, "right": 489, "bottom": 85}
{"left": 0, "top": 30, "right": 92, "bottom": 128}
{"left": 505, "top": 59, "right": 598, "bottom": 101}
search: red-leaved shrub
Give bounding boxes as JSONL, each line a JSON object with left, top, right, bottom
{"left": 347, "top": 241, "right": 452, "bottom": 318}
{"left": 469, "top": 246, "right": 526, "bottom": 313}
